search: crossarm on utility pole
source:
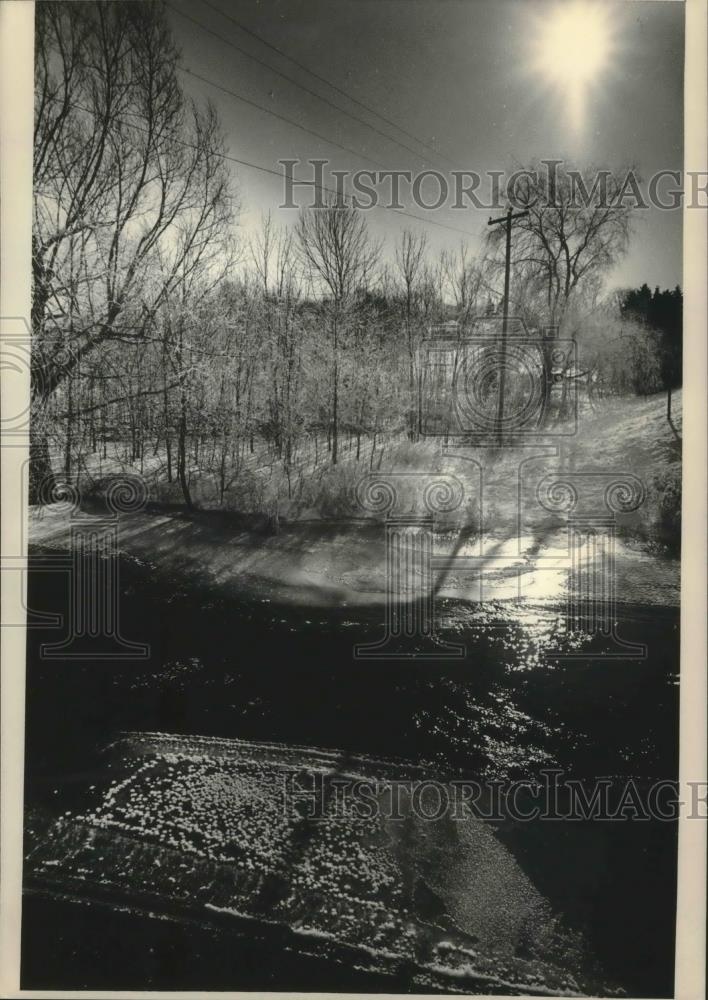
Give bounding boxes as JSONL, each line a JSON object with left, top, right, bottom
{"left": 487, "top": 207, "right": 529, "bottom": 441}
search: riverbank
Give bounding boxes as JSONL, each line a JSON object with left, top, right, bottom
{"left": 28, "top": 498, "right": 680, "bottom": 609}
{"left": 30, "top": 389, "right": 681, "bottom": 611}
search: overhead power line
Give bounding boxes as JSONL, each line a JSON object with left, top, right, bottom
{"left": 180, "top": 66, "right": 391, "bottom": 170}
{"left": 46, "top": 95, "right": 480, "bottom": 239}
{"left": 198, "top": 0, "right": 458, "bottom": 169}
{"left": 166, "top": 2, "right": 451, "bottom": 171}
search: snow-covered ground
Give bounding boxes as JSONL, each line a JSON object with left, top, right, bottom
{"left": 30, "top": 391, "right": 681, "bottom": 609}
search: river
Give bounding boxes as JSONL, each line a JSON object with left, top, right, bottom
{"left": 22, "top": 547, "right": 679, "bottom": 996}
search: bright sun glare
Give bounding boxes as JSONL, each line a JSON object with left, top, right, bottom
{"left": 533, "top": 2, "right": 613, "bottom": 131}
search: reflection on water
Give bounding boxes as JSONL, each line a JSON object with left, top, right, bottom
{"left": 23, "top": 550, "right": 679, "bottom": 783}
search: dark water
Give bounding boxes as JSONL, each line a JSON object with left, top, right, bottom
{"left": 21, "top": 894, "right": 412, "bottom": 994}
{"left": 22, "top": 547, "right": 679, "bottom": 995}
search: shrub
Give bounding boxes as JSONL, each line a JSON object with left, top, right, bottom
{"left": 615, "top": 466, "right": 681, "bottom": 555}
{"left": 649, "top": 468, "right": 681, "bottom": 555}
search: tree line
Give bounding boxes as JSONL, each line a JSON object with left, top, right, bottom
{"left": 620, "top": 284, "right": 682, "bottom": 392}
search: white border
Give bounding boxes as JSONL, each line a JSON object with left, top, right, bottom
{"left": 675, "top": 0, "right": 708, "bottom": 997}
{"left": 1, "top": 0, "right": 705, "bottom": 997}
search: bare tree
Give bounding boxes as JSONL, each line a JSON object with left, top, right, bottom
{"left": 296, "top": 197, "right": 380, "bottom": 464}
{"left": 441, "top": 242, "right": 485, "bottom": 323}
{"left": 395, "top": 230, "right": 427, "bottom": 439}
{"left": 485, "top": 162, "right": 633, "bottom": 328}
{"left": 248, "top": 213, "right": 303, "bottom": 488}
{"left": 31, "top": 0, "right": 235, "bottom": 498}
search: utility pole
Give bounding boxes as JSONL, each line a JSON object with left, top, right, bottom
{"left": 487, "top": 205, "right": 529, "bottom": 441}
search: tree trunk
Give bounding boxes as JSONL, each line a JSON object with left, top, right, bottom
{"left": 64, "top": 378, "right": 73, "bottom": 480}
{"left": 29, "top": 417, "right": 56, "bottom": 505}
{"left": 331, "top": 312, "right": 339, "bottom": 465}
{"left": 540, "top": 330, "right": 555, "bottom": 428}
{"left": 331, "top": 376, "right": 338, "bottom": 464}
{"left": 177, "top": 404, "right": 194, "bottom": 510}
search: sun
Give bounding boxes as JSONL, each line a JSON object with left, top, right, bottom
{"left": 536, "top": 2, "right": 612, "bottom": 84}
{"left": 531, "top": 2, "right": 614, "bottom": 131}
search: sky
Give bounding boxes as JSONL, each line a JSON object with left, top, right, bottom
{"left": 167, "top": 0, "right": 685, "bottom": 293}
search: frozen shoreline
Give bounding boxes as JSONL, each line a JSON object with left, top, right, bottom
{"left": 28, "top": 503, "right": 680, "bottom": 610}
